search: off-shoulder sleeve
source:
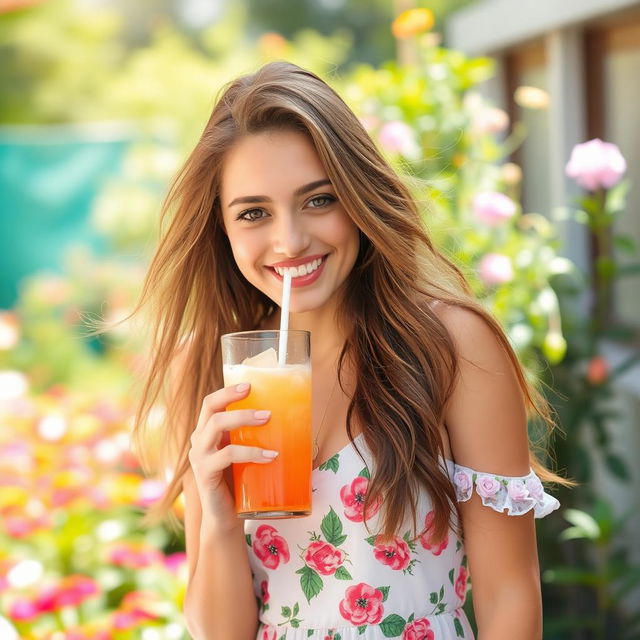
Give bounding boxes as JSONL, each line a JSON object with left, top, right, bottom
{"left": 451, "top": 462, "right": 560, "bottom": 518}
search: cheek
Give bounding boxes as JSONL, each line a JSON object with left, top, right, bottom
{"left": 227, "top": 232, "right": 262, "bottom": 275}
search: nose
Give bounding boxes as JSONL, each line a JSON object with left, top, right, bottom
{"left": 271, "top": 213, "right": 310, "bottom": 258}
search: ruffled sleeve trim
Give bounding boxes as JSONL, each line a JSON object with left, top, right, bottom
{"left": 451, "top": 463, "right": 560, "bottom": 518}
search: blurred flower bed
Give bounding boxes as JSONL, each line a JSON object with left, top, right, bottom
{"left": 2, "top": 3, "right": 640, "bottom": 639}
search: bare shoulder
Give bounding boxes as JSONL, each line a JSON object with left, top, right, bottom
{"left": 430, "top": 301, "right": 512, "bottom": 372}
{"left": 431, "top": 302, "right": 530, "bottom": 475}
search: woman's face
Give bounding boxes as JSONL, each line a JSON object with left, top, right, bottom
{"left": 220, "top": 129, "right": 360, "bottom": 315}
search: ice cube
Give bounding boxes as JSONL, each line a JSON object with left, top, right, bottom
{"left": 242, "top": 347, "right": 279, "bottom": 368}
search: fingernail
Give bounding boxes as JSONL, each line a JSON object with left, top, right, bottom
{"left": 235, "top": 383, "right": 250, "bottom": 393}
{"left": 261, "top": 450, "right": 279, "bottom": 459}
{"left": 254, "top": 410, "right": 271, "bottom": 421}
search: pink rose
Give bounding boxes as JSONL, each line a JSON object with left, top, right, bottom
{"left": 526, "top": 476, "right": 544, "bottom": 502}
{"left": 378, "top": 121, "right": 420, "bottom": 159}
{"left": 478, "top": 253, "right": 514, "bottom": 286}
{"left": 340, "top": 476, "right": 381, "bottom": 523}
{"left": 261, "top": 626, "right": 277, "bottom": 640}
{"left": 472, "top": 192, "right": 516, "bottom": 227}
{"left": 419, "top": 511, "right": 449, "bottom": 556}
{"left": 253, "top": 525, "right": 290, "bottom": 570}
{"left": 507, "top": 479, "right": 530, "bottom": 502}
{"left": 566, "top": 138, "right": 626, "bottom": 191}
{"left": 402, "top": 617, "right": 435, "bottom": 640}
{"left": 475, "top": 475, "right": 502, "bottom": 499}
{"left": 373, "top": 536, "right": 411, "bottom": 571}
{"left": 260, "top": 580, "right": 269, "bottom": 604}
{"left": 339, "top": 582, "right": 384, "bottom": 625}
{"left": 455, "top": 566, "right": 469, "bottom": 601}
{"left": 453, "top": 470, "right": 472, "bottom": 500}
{"left": 304, "top": 541, "right": 345, "bottom": 576}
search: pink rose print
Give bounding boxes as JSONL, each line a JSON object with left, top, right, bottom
{"left": 402, "top": 617, "right": 435, "bottom": 640}
{"left": 453, "top": 469, "right": 472, "bottom": 500}
{"left": 261, "top": 626, "right": 277, "bottom": 640}
{"left": 526, "top": 476, "right": 544, "bottom": 502}
{"left": 339, "top": 582, "right": 384, "bottom": 626}
{"left": 260, "top": 580, "right": 269, "bottom": 605}
{"left": 419, "top": 511, "right": 449, "bottom": 556}
{"left": 455, "top": 566, "right": 469, "bottom": 601}
{"left": 373, "top": 536, "right": 411, "bottom": 571}
{"left": 253, "top": 525, "right": 290, "bottom": 570}
{"left": 507, "top": 479, "right": 530, "bottom": 502}
{"left": 340, "top": 476, "right": 381, "bottom": 523}
{"left": 475, "top": 475, "right": 502, "bottom": 499}
{"left": 304, "top": 541, "right": 345, "bottom": 576}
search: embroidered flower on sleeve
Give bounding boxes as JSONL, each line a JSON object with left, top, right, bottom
{"left": 419, "top": 510, "right": 449, "bottom": 556}
{"left": 373, "top": 535, "right": 411, "bottom": 571}
{"left": 340, "top": 476, "right": 381, "bottom": 523}
{"left": 507, "top": 479, "right": 530, "bottom": 502}
{"left": 338, "top": 582, "right": 384, "bottom": 625}
{"left": 526, "top": 476, "right": 545, "bottom": 502}
{"left": 304, "top": 541, "right": 345, "bottom": 576}
{"left": 402, "top": 617, "right": 435, "bottom": 640}
{"left": 475, "top": 475, "right": 502, "bottom": 499}
{"left": 453, "top": 469, "right": 473, "bottom": 501}
{"left": 253, "top": 525, "right": 290, "bottom": 570}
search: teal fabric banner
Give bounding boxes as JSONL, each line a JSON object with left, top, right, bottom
{"left": 0, "top": 124, "right": 133, "bottom": 308}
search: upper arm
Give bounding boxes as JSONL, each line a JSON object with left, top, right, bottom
{"left": 436, "top": 305, "right": 542, "bottom": 629}
{"left": 183, "top": 466, "right": 203, "bottom": 587}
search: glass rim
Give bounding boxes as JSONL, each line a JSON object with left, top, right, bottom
{"left": 221, "top": 329, "right": 310, "bottom": 341}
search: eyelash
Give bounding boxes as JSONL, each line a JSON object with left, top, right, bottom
{"left": 235, "top": 194, "right": 336, "bottom": 222}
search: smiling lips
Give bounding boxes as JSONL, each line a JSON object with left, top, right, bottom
{"left": 268, "top": 254, "right": 328, "bottom": 287}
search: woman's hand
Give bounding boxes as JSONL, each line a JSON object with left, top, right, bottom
{"left": 188, "top": 382, "right": 276, "bottom": 531}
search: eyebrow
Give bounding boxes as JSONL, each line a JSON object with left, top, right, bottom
{"left": 226, "top": 179, "right": 333, "bottom": 208}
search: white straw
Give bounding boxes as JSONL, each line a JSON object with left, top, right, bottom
{"left": 278, "top": 269, "right": 292, "bottom": 366}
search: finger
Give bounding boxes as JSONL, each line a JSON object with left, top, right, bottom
{"left": 211, "top": 445, "right": 279, "bottom": 470}
{"left": 191, "top": 409, "right": 271, "bottom": 453}
{"left": 195, "top": 383, "right": 251, "bottom": 431}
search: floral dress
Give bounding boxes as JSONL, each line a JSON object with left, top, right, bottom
{"left": 245, "top": 433, "right": 559, "bottom": 640}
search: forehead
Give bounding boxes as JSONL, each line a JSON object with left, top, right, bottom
{"left": 220, "top": 130, "right": 328, "bottom": 200}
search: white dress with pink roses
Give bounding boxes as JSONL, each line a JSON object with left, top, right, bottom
{"left": 245, "top": 432, "right": 559, "bottom": 640}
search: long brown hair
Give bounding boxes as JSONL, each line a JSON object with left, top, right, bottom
{"left": 132, "top": 61, "right": 565, "bottom": 541}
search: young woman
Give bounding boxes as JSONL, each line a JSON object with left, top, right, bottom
{"left": 132, "top": 61, "right": 564, "bottom": 640}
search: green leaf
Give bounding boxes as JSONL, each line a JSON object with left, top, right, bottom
{"left": 377, "top": 585, "right": 390, "bottom": 602}
{"left": 439, "top": 585, "right": 444, "bottom": 600}
{"left": 408, "top": 613, "right": 415, "bottom": 623}
{"left": 448, "top": 568, "right": 455, "bottom": 585}
{"left": 454, "top": 616, "right": 465, "bottom": 637}
{"left": 429, "top": 591, "right": 438, "bottom": 604}
{"left": 245, "top": 534, "right": 252, "bottom": 546}
{"left": 296, "top": 566, "right": 323, "bottom": 603}
{"left": 292, "top": 602, "right": 299, "bottom": 617}
{"left": 380, "top": 614, "right": 406, "bottom": 637}
{"left": 321, "top": 507, "right": 347, "bottom": 547}
{"left": 358, "top": 466, "right": 371, "bottom": 479}
{"left": 358, "top": 626, "right": 366, "bottom": 635}
{"left": 318, "top": 454, "right": 340, "bottom": 473}
{"left": 437, "top": 603, "right": 446, "bottom": 613}
{"left": 605, "top": 453, "right": 630, "bottom": 481}
{"left": 334, "top": 565, "right": 352, "bottom": 580}
{"left": 365, "top": 535, "right": 377, "bottom": 546}
{"left": 307, "top": 631, "right": 314, "bottom": 638}
{"left": 613, "top": 233, "right": 637, "bottom": 254}
{"left": 281, "top": 606, "right": 291, "bottom": 618}
{"left": 563, "top": 509, "right": 600, "bottom": 540}
{"left": 291, "top": 619, "right": 300, "bottom": 628}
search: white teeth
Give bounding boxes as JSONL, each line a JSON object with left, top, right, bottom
{"left": 273, "top": 257, "right": 323, "bottom": 278}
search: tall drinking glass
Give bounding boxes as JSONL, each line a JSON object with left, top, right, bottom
{"left": 221, "top": 330, "right": 312, "bottom": 518}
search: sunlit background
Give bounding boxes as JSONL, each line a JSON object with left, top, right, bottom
{"left": 1, "top": 0, "right": 639, "bottom": 638}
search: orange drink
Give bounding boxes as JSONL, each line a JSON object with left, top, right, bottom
{"left": 221, "top": 331, "right": 312, "bottom": 518}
